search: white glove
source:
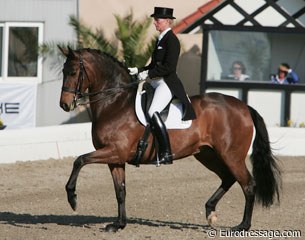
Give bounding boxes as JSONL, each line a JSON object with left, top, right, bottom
{"left": 128, "top": 67, "right": 138, "bottom": 75}
{"left": 138, "top": 70, "right": 149, "bottom": 81}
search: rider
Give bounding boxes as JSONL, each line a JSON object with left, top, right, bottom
{"left": 128, "top": 7, "right": 196, "bottom": 165}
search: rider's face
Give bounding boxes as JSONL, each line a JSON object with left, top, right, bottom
{"left": 153, "top": 18, "right": 170, "bottom": 33}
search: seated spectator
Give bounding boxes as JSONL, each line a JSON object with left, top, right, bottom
{"left": 271, "top": 63, "right": 299, "bottom": 84}
{"left": 226, "top": 61, "right": 250, "bottom": 81}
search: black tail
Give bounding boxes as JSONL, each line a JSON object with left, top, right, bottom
{"left": 248, "top": 106, "right": 282, "bottom": 207}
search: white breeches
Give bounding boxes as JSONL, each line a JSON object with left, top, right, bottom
{"left": 148, "top": 78, "right": 173, "bottom": 118}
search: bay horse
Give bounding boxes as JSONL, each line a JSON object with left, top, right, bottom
{"left": 58, "top": 47, "right": 281, "bottom": 232}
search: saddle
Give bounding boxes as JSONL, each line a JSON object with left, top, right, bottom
{"left": 130, "top": 81, "right": 192, "bottom": 167}
{"left": 135, "top": 81, "right": 192, "bottom": 129}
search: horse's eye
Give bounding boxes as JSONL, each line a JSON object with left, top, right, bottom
{"left": 70, "top": 71, "right": 77, "bottom": 76}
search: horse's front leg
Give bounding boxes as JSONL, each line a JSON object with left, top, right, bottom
{"left": 65, "top": 147, "right": 123, "bottom": 211}
{"left": 65, "top": 155, "right": 85, "bottom": 211}
{"left": 105, "top": 164, "right": 127, "bottom": 232}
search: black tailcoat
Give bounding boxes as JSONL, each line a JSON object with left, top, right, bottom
{"left": 139, "top": 30, "right": 196, "bottom": 120}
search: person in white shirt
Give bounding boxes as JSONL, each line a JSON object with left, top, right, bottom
{"left": 227, "top": 61, "right": 250, "bottom": 81}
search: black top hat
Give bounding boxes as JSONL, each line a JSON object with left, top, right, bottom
{"left": 150, "top": 7, "right": 176, "bottom": 19}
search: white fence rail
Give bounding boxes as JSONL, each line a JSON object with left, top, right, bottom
{"left": 0, "top": 123, "right": 305, "bottom": 164}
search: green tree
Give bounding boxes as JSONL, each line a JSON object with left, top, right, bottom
{"left": 40, "top": 11, "right": 155, "bottom": 67}
{"left": 114, "top": 11, "right": 155, "bottom": 66}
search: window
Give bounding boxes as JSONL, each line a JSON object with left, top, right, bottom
{"left": 0, "top": 22, "right": 43, "bottom": 83}
{"left": 207, "top": 30, "right": 305, "bottom": 83}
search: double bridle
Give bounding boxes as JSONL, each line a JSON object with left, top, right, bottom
{"left": 61, "top": 54, "right": 139, "bottom": 106}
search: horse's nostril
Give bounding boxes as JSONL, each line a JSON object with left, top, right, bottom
{"left": 61, "top": 103, "right": 70, "bottom": 112}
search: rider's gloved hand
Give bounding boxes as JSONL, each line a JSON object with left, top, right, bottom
{"left": 128, "top": 67, "right": 138, "bottom": 75}
{"left": 137, "top": 70, "right": 149, "bottom": 81}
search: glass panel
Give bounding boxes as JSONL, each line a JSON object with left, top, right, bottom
{"left": 0, "top": 27, "right": 2, "bottom": 77}
{"left": 207, "top": 30, "right": 305, "bottom": 83}
{"left": 8, "top": 27, "right": 38, "bottom": 77}
{"left": 208, "top": 30, "right": 271, "bottom": 82}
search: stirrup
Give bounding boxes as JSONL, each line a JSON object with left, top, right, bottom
{"left": 158, "top": 152, "right": 173, "bottom": 165}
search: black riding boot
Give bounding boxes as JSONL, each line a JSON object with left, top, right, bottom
{"left": 151, "top": 112, "right": 173, "bottom": 165}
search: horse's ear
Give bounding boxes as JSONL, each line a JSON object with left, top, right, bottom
{"left": 67, "top": 46, "right": 78, "bottom": 58}
{"left": 58, "top": 45, "right": 77, "bottom": 58}
{"left": 68, "top": 46, "right": 73, "bottom": 52}
{"left": 58, "top": 45, "right": 69, "bottom": 57}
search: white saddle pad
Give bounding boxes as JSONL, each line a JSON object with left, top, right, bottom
{"left": 135, "top": 81, "right": 192, "bottom": 129}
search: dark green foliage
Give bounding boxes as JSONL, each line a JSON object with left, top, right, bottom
{"left": 40, "top": 11, "right": 155, "bottom": 68}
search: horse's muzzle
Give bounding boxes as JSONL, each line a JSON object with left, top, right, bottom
{"left": 60, "top": 101, "right": 75, "bottom": 112}
{"left": 60, "top": 102, "right": 70, "bottom": 112}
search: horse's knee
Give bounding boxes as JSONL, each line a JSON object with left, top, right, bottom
{"left": 73, "top": 156, "right": 83, "bottom": 169}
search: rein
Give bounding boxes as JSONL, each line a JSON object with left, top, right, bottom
{"left": 77, "top": 81, "right": 139, "bottom": 105}
{"left": 62, "top": 53, "right": 139, "bottom": 106}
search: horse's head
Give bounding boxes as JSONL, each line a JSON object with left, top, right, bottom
{"left": 59, "top": 46, "right": 135, "bottom": 113}
{"left": 58, "top": 46, "right": 90, "bottom": 112}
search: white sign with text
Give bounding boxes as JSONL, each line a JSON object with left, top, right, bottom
{"left": 0, "top": 83, "right": 37, "bottom": 129}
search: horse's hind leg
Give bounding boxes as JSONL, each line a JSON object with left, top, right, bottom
{"left": 204, "top": 159, "right": 255, "bottom": 231}
{"left": 219, "top": 151, "right": 255, "bottom": 230}
{"left": 205, "top": 176, "right": 236, "bottom": 226}
{"left": 194, "top": 146, "right": 236, "bottom": 226}
{"left": 230, "top": 167, "right": 255, "bottom": 231}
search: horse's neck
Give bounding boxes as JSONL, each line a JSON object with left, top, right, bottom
{"left": 88, "top": 52, "right": 135, "bottom": 121}
{"left": 89, "top": 78, "right": 135, "bottom": 121}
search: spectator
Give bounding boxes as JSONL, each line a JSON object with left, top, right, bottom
{"left": 271, "top": 63, "right": 299, "bottom": 84}
{"left": 226, "top": 61, "right": 250, "bottom": 81}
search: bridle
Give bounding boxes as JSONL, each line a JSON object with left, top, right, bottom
{"left": 61, "top": 55, "right": 88, "bottom": 107}
{"left": 61, "top": 54, "right": 139, "bottom": 107}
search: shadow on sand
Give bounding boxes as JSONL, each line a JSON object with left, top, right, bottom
{"left": 0, "top": 211, "right": 211, "bottom": 232}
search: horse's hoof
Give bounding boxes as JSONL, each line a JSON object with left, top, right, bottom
{"left": 231, "top": 223, "right": 251, "bottom": 231}
{"left": 105, "top": 223, "right": 126, "bottom": 232}
{"left": 67, "top": 193, "right": 77, "bottom": 211}
{"left": 207, "top": 211, "right": 217, "bottom": 226}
